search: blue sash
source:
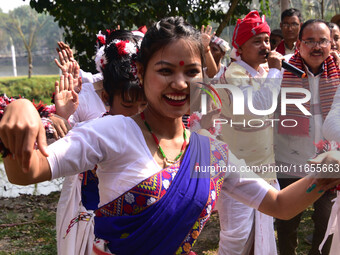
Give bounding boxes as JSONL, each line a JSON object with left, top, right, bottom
{"left": 81, "top": 169, "right": 100, "bottom": 211}
{"left": 94, "top": 132, "right": 211, "bottom": 254}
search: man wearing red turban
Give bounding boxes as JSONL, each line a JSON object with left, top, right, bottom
{"left": 232, "top": 10, "right": 271, "bottom": 50}
{"left": 216, "top": 10, "right": 284, "bottom": 255}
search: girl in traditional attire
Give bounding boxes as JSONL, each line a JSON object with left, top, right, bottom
{"left": 54, "top": 30, "right": 147, "bottom": 255}
{"left": 1, "top": 16, "right": 340, "bottom": 255}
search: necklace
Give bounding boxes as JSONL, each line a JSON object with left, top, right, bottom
{"left": 140, "top": 112, "right": 187, "bottom": 167}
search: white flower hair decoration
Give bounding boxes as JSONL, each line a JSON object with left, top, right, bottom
{"left": 96, "top": 30, "right": 107, "bottom": 47}
{"left": 95, "top": 45, "right": 107, "bottom": 73}
{"left": 95, "top": 39, "right": 139, "bottom": 73}
{"left": 95, "top": 37, "right": 142, "bottom": 87}
{"left": 107, "top": 39, "right": 138, "bottom": 57}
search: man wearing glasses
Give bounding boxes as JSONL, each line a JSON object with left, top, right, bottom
{"left": 275, "top": 20, "right": 340, "bottom": 255}
{"left": 276, "top": 8, "right": 302, "bottom": 55}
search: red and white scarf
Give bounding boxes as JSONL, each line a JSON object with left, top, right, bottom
{"left": 278, "top": 51, "right": 340, "bottom": 136}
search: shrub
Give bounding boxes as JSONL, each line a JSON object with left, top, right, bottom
{"left": 0, "top": 75, "right": 58, "bottom": 104}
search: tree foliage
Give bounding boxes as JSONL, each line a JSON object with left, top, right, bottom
{"left": 29, "top": 0, "right": 270, "bottom": 73}
{"left": 0, "top": 6, "right": 52, "bottom": 78}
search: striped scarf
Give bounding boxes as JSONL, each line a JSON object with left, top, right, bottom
{"left": 278, "top": 51, "right": 340, "bottom": 136}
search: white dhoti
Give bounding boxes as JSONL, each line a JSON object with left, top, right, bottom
{"left": 56, "top": 174, "right": 95, "bottom": 255}
{"left": 217, "top": 180, "right": 279, "bottom": 255}
{"left": 319, "top": 192, "right": 340, "bottom": 255}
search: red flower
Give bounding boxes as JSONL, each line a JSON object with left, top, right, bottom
{"left": 97, "top": 36, "right": 105, "bottom": 45}
{"left": 116, "top": 41, "right": 128, "bottom": 56}
{"left": 136, "top": 196, "right": 146, "bottom": 206}
{"left": 138, "top": 25, "right": 147, "bottom": 34}
{"left": 123, "top": 204, "right": 133, "bottom": 214}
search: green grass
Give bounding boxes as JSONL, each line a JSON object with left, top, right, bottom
{"left": 0, "top": 192, "right": 59, "bottom": 254}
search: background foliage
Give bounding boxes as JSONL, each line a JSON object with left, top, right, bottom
{"left": 0, "top": 0, "right": 339, "bottom": 77}
{"left": 0, "top": 6, "right": 62, "bottom": 78}
{"left": 28, "top": 0, "right": 271, "bottom": 73}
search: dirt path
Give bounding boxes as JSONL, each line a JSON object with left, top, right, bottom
{"left": 0, "top": 192, "right": 60, "bottom": 254}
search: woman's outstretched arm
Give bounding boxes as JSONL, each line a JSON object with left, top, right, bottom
{"left": 259, "top": 152, "right": 340, "bottom": 220}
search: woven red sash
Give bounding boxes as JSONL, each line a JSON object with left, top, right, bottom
{"left": 278, "top": 51, "right": 340, "bottom": 136}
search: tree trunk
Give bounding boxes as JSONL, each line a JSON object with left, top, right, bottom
{"left": 281, "top": 0, "right": 290, "bottom": 13}
{"left": 215, "top": 0, "right": 241, "bottom": 36}
{"left": 28, "top": 48, "right": 32, "bottom": 78}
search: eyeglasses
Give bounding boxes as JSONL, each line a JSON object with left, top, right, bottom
{"left": 282, "top": 23, "right": 300, "bottom": 28}
{"left": 301, "top": 39, "right": 331, "bottom": 48}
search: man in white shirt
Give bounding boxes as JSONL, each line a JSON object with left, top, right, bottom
{"left": 217, "top": 10, "right": 283, "bottom": 255}
{"left": 206, "top": 36, "right": 230, "bottom": 83}
{"left": 275, "top": 19, "right": 340, "bottom": 255}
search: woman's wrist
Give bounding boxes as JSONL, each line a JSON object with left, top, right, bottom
{"left": 0, "top": 140, "right": 10, "bottom": 158}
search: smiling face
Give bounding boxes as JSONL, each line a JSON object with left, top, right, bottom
{"left": 297, "top": 22, "right": 331, "bottom": 74}
{"left": 139, "top": 39, "right": 202, "bottom": 119}
{"left": 238, "top": 33, "right": 271, "bottom": 71}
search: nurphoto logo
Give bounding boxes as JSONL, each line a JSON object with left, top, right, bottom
{"left": 196, "top": 81, "right": 311, "bottom": 129}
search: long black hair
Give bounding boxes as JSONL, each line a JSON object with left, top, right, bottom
{"left": 101, "top": 30, "right": 145, "bottom": 105}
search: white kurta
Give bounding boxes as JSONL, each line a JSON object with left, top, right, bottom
{"left": 48, "top": 116, "right": 270, "bottom": 207}
{"left": 56, "top": 82, "right": 106, "bottom": 255}
{"left": 217, "top": 60, "right": 282, "bottom": 255}
{"left": 79, "top": 70, "right": 103, "bottom": 84}
{"left": 49, "top": 116, "right": 272, "bottom": 254}
{"left": 320, "top": 86, "right": 340, "bottom": 254}
{"left": 319, "top": 193, "right": 340, "bottom": 254}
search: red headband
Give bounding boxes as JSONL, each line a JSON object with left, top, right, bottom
{"left": 232, "top": 10, "right": 271, "bottom": 50}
